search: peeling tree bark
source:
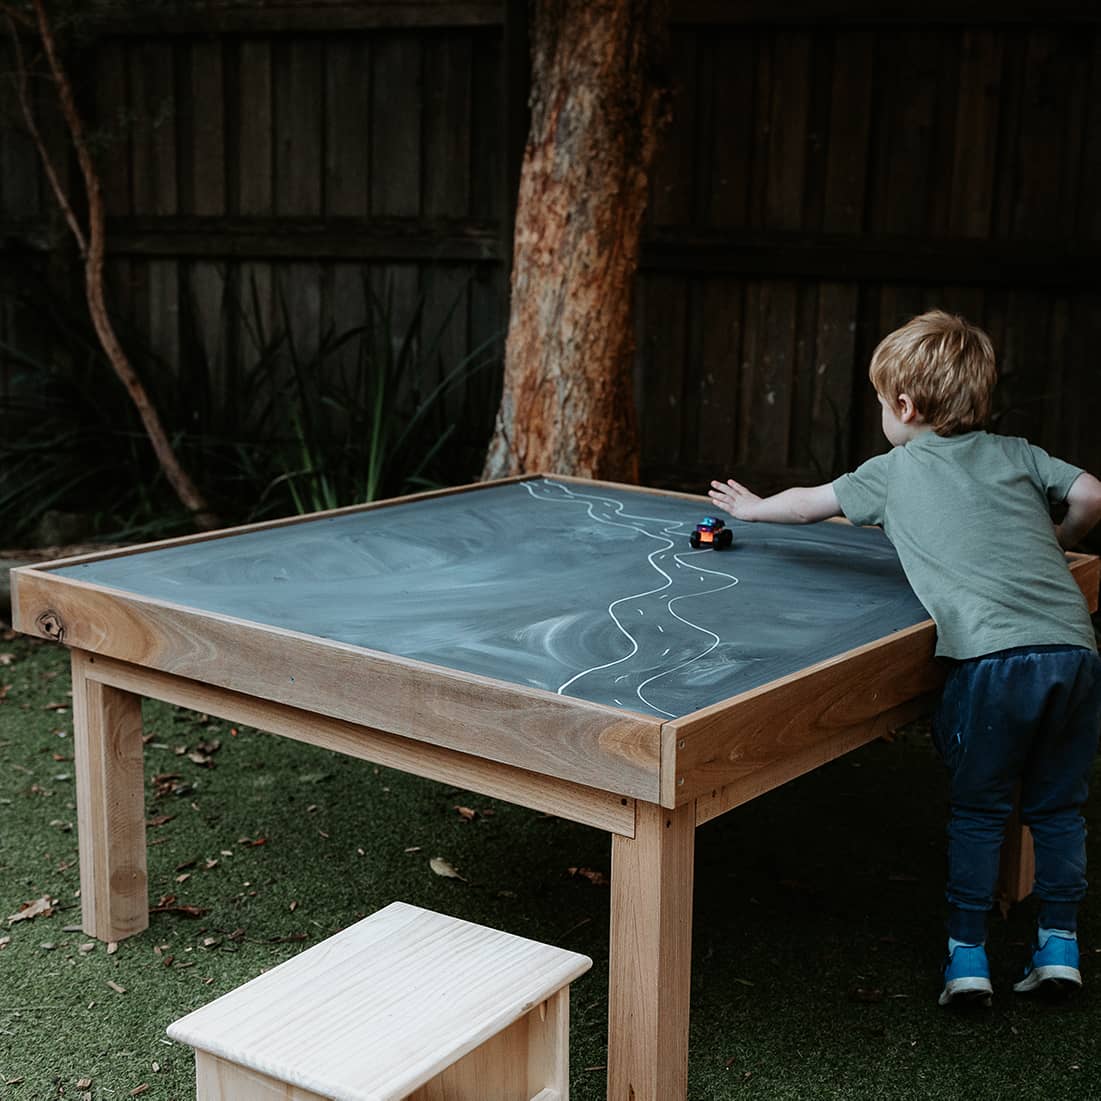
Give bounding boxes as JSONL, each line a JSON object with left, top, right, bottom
{"left": 482, "top": 0, "right": 670, "bottom": 483}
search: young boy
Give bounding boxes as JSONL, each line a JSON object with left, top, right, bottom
{"left": 709, "top": 310, "right": 1101, "bottom": 1006}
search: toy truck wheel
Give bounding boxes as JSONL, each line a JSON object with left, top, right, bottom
{"left": 690, "top": 533, "right": 701, "bottom": 548}
{"left": 718, "top": 529, "right": 733, "bottom": 549}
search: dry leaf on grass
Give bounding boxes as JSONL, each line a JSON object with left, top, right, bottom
{"left": 429, "top": 856, "right": 466, "bottom": 881}
{"left": 7, "top": 895, "right": 57, "bottom": 925}
{"left": 454, "top": 805, "right": 477, "bottom": 820}
{"left": 567, "top": 866, "right": 609, "bottom": 886}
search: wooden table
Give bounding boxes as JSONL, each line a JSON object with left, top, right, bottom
{"left": 11, "top": 475, "right": 1099, "bottom": 1101}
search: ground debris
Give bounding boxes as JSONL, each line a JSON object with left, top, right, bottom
{"left": 7, "top": 895, "right": 57, "bottom": 925}
{"left": 429, "top": 856, "right": 466, "bottom": 881}
{"left": 567, "top": 866, "right": 609, "bottom": 887}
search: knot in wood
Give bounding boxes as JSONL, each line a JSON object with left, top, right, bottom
{"left": 36, "top": 610, "right": 65, "bottom": 643}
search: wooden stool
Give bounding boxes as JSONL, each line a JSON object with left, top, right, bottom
{"left": 167, "top": 901, "right": 592, "bottom": 1101}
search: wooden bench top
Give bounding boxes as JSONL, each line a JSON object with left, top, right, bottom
{"left": 166, "top": 902, "right": 593, "bottom": 1101}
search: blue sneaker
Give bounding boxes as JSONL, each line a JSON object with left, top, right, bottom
{"left": 1013, "top": 930, "right": 1082, "bottom": 994}
{"left": 938, "top": 943, "right": 993, "bottom": 1006}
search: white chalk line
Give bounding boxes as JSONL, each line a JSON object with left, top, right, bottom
{"left": 520, "top": 478, "right": 740, "bottom": 716}
{"left": 521, "top": 480, "right": 681, "bottom": 694}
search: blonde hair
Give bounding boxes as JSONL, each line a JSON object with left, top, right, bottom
{"left": 869, "top": 310, "right": 996, "bottom": 435}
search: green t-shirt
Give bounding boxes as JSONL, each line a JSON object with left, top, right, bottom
{"left": 832, "top": 431, "right": 1096, "bottom": 659}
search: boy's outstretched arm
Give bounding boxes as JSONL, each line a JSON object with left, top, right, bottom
{"left": 1056, "top": 472, "right": 1101, "bottom": 549}
{"left": 709, "top": 479, "right": 842, "bottom": 524}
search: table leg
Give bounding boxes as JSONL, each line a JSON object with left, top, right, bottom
{"left": 71, "top": 650, "right": 148, "bottom": 942}
{"left": 997, "top": 806, "right": 1035, "bottom": 915}
{"left": 607, "top": 800, "right": 695, "bottom": 1101}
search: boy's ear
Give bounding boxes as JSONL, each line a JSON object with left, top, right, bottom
{"left": 897, "top": 393, "right": 921, "bottom": 423}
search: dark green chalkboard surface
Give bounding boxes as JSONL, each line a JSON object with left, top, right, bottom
{"left": 55, "top": 478, "right": 929, "bottom": 719}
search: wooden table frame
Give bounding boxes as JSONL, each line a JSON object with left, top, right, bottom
{"left": 11, "top": 475, "right": 1100, "bottom": 1101}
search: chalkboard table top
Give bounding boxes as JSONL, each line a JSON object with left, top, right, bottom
{"left": 44, "top": 476, "right": 928, "bottom": 721}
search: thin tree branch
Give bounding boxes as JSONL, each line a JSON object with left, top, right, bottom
{"left": 29, "top": 0, "right": 219, "bottom": 528}
{"left": 0, "top": 3, "right": 34, "bottom": 30}
{"left": 4, "top": 14, "right": 87, "bottom": 253}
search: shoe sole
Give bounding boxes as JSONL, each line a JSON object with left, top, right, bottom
{"left": 939, "top": 976, "right": 993, "bottom": 1007}
{"left": 1012, "top": 965, "right": 1082, "bottom": 994}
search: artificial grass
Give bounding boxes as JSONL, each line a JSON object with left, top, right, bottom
{"left": 1, "top": 626, "right": 1099, "bottom": 1100}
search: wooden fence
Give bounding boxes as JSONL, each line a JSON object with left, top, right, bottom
{"left": 1, "top": 1, "right": 1099, "bottom": 498}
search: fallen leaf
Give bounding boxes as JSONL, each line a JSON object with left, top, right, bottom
{"left": 146, "top": 815, "right": 175, "bottom": 828}
{"left": 107, "top": 980, "right": 126, "bottom": 994}
{"left": 567, "top": 866, "right": 609, "bottom": 887}
{"left": 404, "top": 846, "right": 422, "bottom": 853}
{"left": 130, "top": 1085, "right": 150, "bottom": 1097}
{"left": 76, "top": 1080, "right": 92, "bottom": 1090}
{"left": 107, "top": 942, "right": 118, "bottom": 955}
{"left": 454, "top": 805, "right": 477, "bottom": 820}
{"left": 7, "top": 895, "right": 57, "bottom": 925}
{"left": 0, "top": 936, "right": 10, "bottom": 949}
{"left": 79, "top": 942, "right": 95, "bottom": 953}
{"left": 429, "top": 856, "right": 466, "bottom": 881}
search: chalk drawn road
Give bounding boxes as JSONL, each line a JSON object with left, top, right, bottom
{"left": 521, "top": 479, "right": 740, "bottom": 717}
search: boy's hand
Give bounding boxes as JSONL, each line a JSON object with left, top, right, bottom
{"left": 707, "top": 479, "right": 843, "bottom": 525}
{"left": 709, "top": 479, "right": 762, "bottom": 521}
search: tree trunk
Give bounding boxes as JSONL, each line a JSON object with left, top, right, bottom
{"left": 482, "top": 0, "right": 670, "bottom": 482}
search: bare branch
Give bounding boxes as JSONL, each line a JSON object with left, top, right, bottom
{"left": 27, "top": 0, "right": 219, "bottom": 528}
{"left": 0, "top": 3, "right": 34, "bottom": 30}
{"left": 4, "top": 13, "right": 87, "bottom": 253}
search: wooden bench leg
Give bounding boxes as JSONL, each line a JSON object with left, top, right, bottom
{"left": 197, "top": 1052, "right": 329, "bottom": 1100}
{"left": 997, "top": 800, "right": 1035, "bottom": 917}
{"left": 72, "top": 650, "right": 148, "bottom": 942}
{"left": 607, "top": 800, "right": 695, "bottom": 1101}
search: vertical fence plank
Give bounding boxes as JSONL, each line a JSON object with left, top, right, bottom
{"left": 370, "top": 33, "right": 422, "bottom": 218}
{"left": 325, "top": 36, "right": 371, "bottom": 218}
{"left": 128, "top": 40, "right": 179, "bottom": 389}
{"left": 948, "top": 32, "right": 1002, "bottom": 237}
{"left": 764, "top": 31, "right": 810, "bottom": 232}
{"left": 235, "top": 39, "right": 275, "bottom": 432}
{"left": 696, "top": 279, "right": 743, "bottom": 472}
{"left": 650, "top": 30, "right": 698, "bottom": 227}
{"left": 641, "top": 274, "right": 689, "bottom": 474}
{"left": 275, "top": 38, "right": 323, "bottom": 217}
{"left": 424, "top": 33, "right": 472, "bottom": 218}
{"left": 470, "top": 28, "right": 502, "bottom": 223}
{"left": 1012, "top": 30, "right": 1077, "bottom": 240}
{"left": 707, "top": 31, "right": 755, "bottom": 229}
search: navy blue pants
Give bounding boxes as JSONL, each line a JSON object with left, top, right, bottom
{"left": 932, "top": 645, "right": 1101, "bottom": 943}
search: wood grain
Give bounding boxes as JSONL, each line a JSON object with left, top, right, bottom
{"left": 667, "top": 554, "right": 1099, "bottom": 810}
{"left": 12, "top": 570, "right": 663, "bottom": 802}
{"left": 607, "top": 801, "right": 695, "bottom": 1101}
{"left": 81, "top": 652, "right": 636, "bottom": 835}
{"left": 71, "top": 651, "right": 148, "bottom": 942}
{"left": 168, "top": 901, "right": 590, "bottom": 1101}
